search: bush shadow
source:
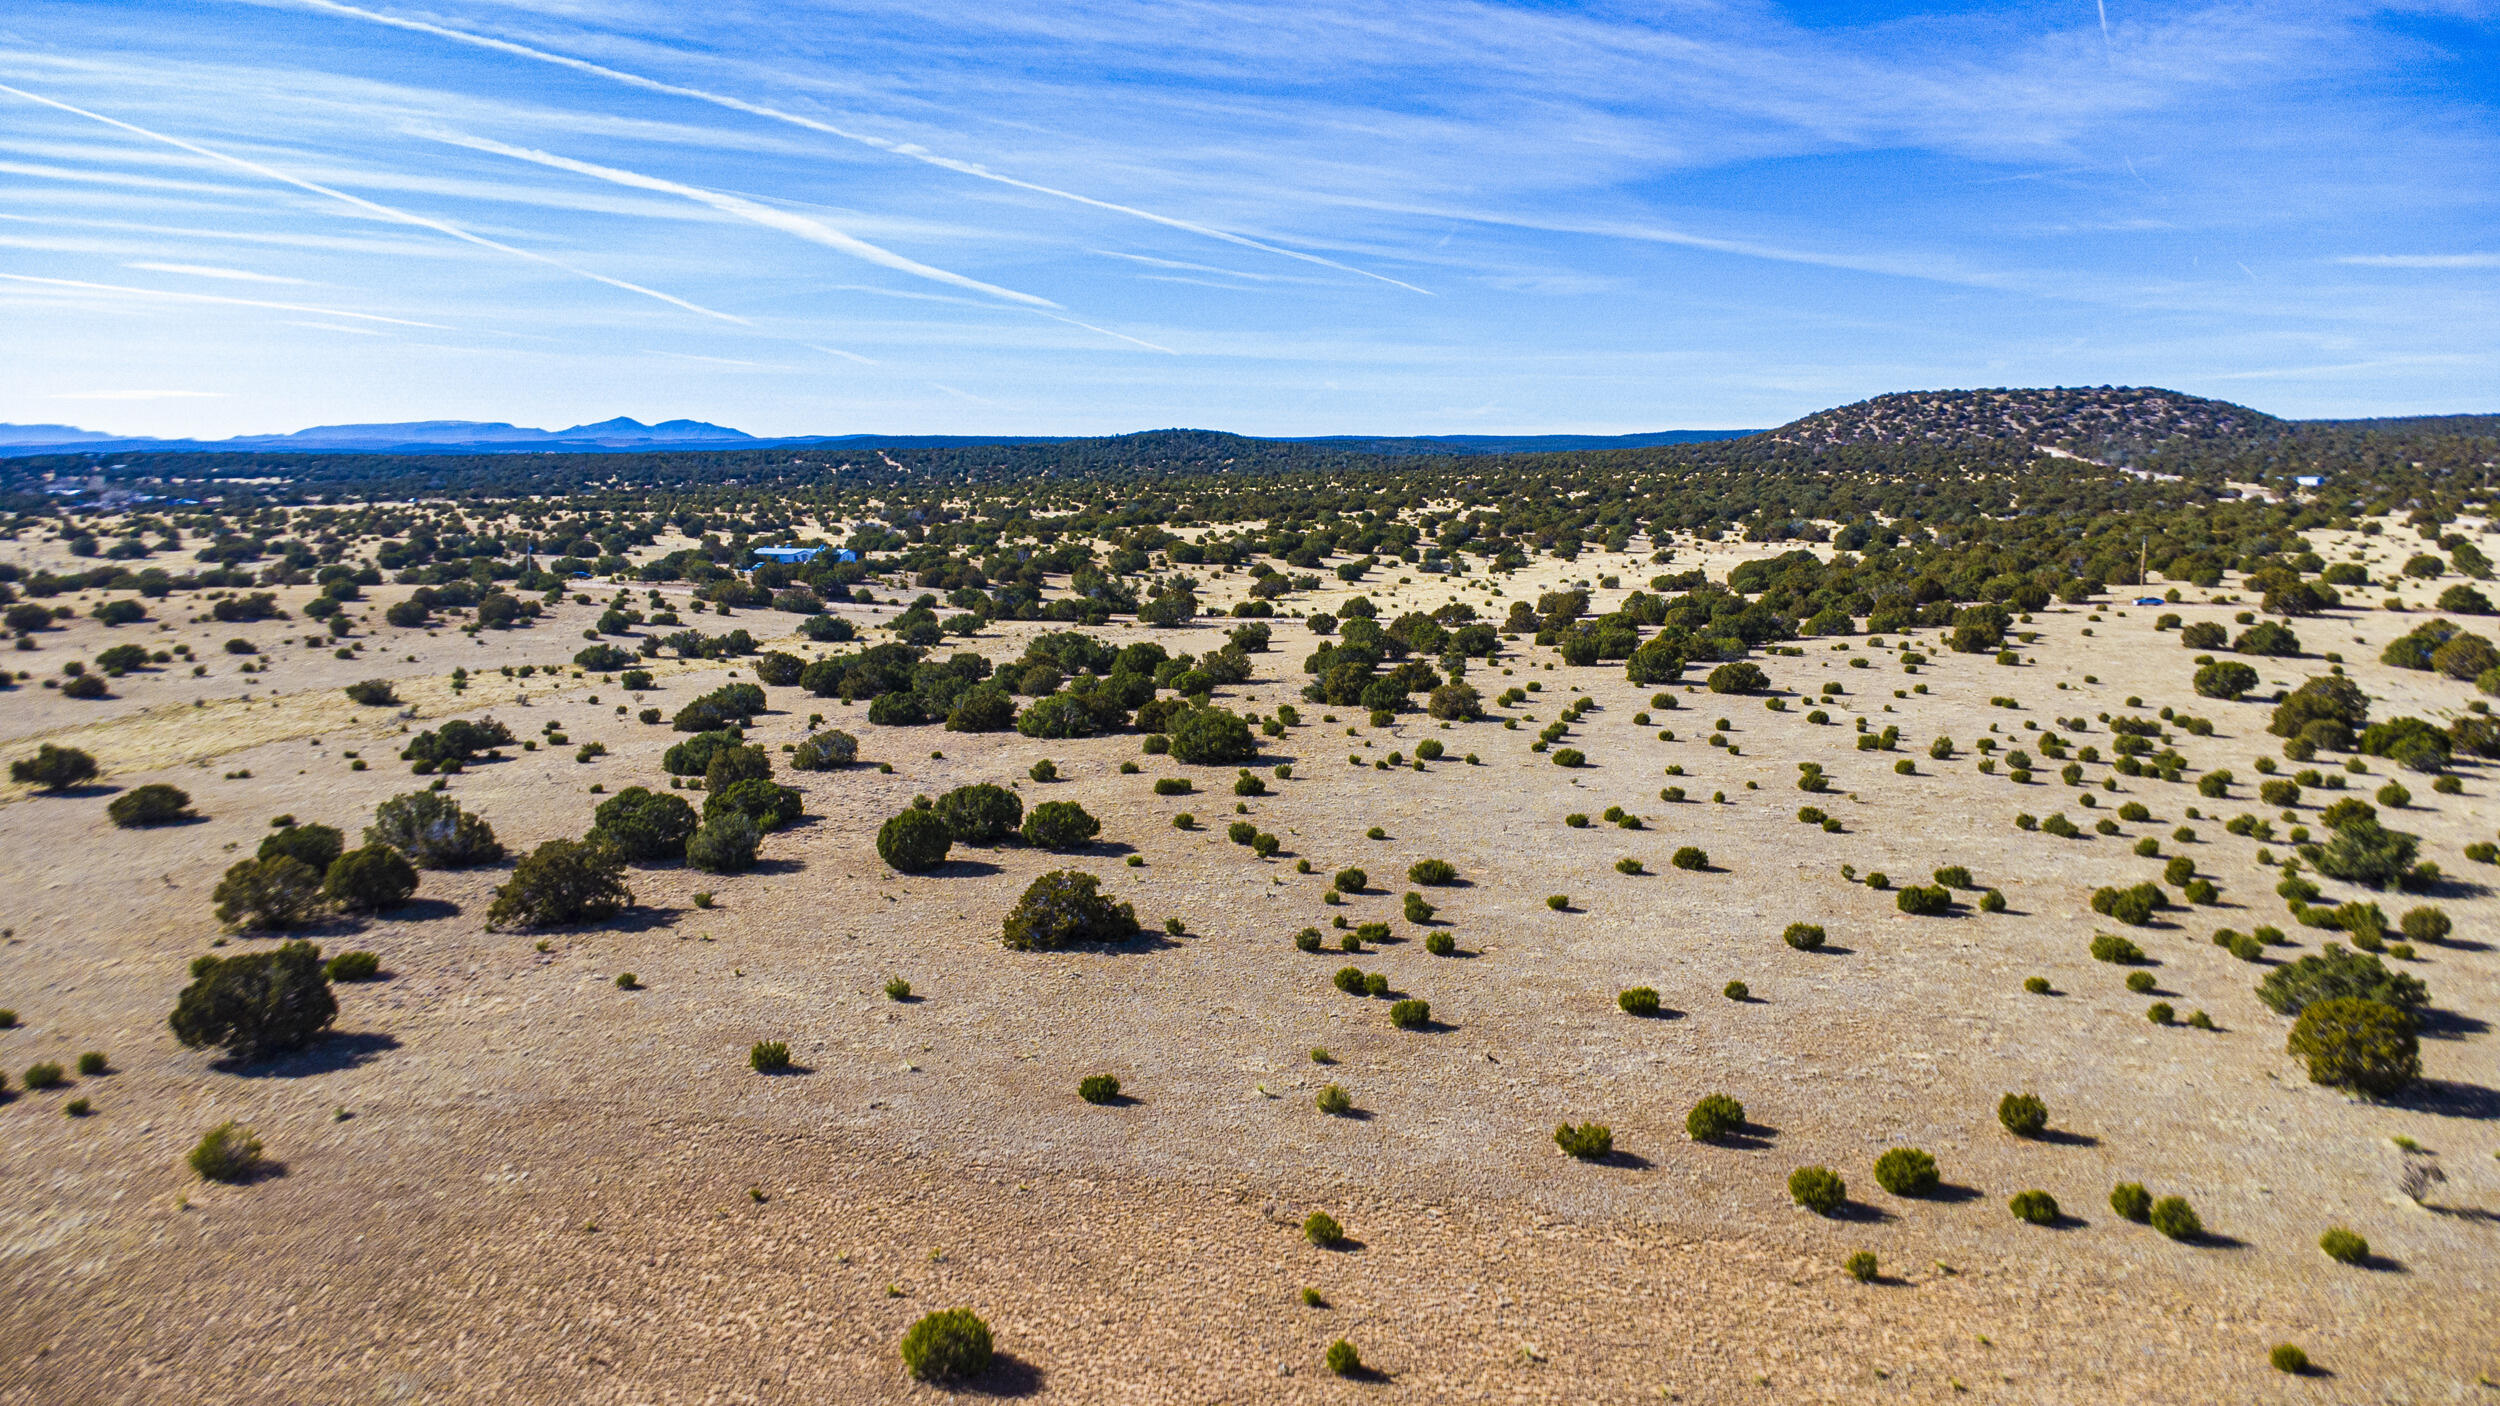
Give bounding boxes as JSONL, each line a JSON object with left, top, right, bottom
{"left": 1919, "top": 1181, "right": 1987, "bottom": 1205}
{"left": 931, "top": 858, "right": 1003, "bottom": 878}
{"left": 382, "top": 897, "right": 461, "bottom": 923}
{"left": 1596, "top": 1149, "right": 1655, "bottom": 1170}
{"left": 2393, "top": 1079, "right": 2500, "bottom": 1120}
{"left": 223, "top": 1029, "right": 399, "bottom": 1078}
{"left": 1823, "top": 1200, "right": 1895, "bottom": 1225}
{"left": 2417, "top": 1008, "right": 2491, "bottom": 1041}
{"left": 960, "top": 1352, "right": 1047, "bottom": 1397}
{"left": 2032, "top": 1128, "right": 2101, "bottom": 1148}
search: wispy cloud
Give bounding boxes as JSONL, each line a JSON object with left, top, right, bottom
{"left": 0, "top": 79, "right": 748, "bottom": 325}
{"left": 0, "top": 271, "right": 447, "bottom": 327}
{"left": 49, "top": 388, "right": 227, "bottom": 399}
{"left": 126, "top": 260, "right": 309, "bottom": 283}
{"left": 273, "top": 0, "right": 1433, "bottom": 294}
{"left": 2338, "top": 254, "right": 2500, "bottom": 269}
{"left": 417, "top": 127, "right": 1059, "bottom": 308}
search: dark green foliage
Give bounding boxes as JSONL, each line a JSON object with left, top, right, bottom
{"left": 2193, "top": 660, "right": 2259, "bottom": 699}
{"left": 366, "top": 791, "right": 502, "bottom": 867}
{"left": 1894, "top": 884, "right": 1950, "bottom": 916}
{"left": 944, "top": 685, "right": 1018, "bottom": 732}
{"left": 1618, "top": 986, "right": 1660, "bottom": 1016}
{"left": 933, "top": 783, "right": 1023, "bottom": 843}
{"left": 1022, "top": 800, "right": 1101, "bottom": 850}
{"left": 2110, "top": 1182, "right": 2152, "bottom": 1222}
{"left": 170, "top": 941, "right": 336, "bottom": 1060}
{"left": 749, "top": 1040, "right": 792, "bottom": 1072}
{"left": 1686, "top": 1093, "right": 1745, "bottom": 1141}
{"left": 2009, "top": 1189, "right": 2060, "bottom": 1225}
{"left": 877, "top": 808, "right": 952, "bottom": 872}
{"left": 1333, "top": 866, "right": 1367, "bottom": 894}
{"left": 2255, "top": 944, "right": 2428, "bottom": 1015}
{"left": 703, "top": 744, "right": 773, "bottom": 793}
{"left": 1408, "top": 858, "right": 1457, "bottom": 885}
{"left": 1153, "top": 776, "right": 1193, "bottom": 795}
{"left": 11, "top": 743, "right": 98, "bottom": 791}
{"left": 686, "top": 810, "right": 762, "bottom": 873}
{"left": 2270, "top": 1344, "right": 2310, "bottom": 1375}
{"left": 1845, "top": 1251, "right": 1879, "bottom": 1283}
{"left": 1333, "top": 965, "right": 1365, "bottom": 993}
{"left": 789, "top": 729, "right": 860, "bottom": 770}
{"left": 260, "top": 823, "right": 345, "bottom": 874}
{"left": 899, "top": 1308, "right": 994, "bottom": 1383}
{"left": 401, "top": 717, "right": 516, "bottom": 768}
{"left": 1873, "top": 1147, "right": 1939, "bottom": 1197}
{"left": 1789, "top": 1165, "right": 1846, "bottom": 1214}
{"left": 108, "top": 783, "right": 194, "bottom": 827}
{"left": 323, "top": 845, "right": 417, "bottom": 912}
{"left": 1554, "top": 1121, "right": 1613, "bottom": 1159}
{"left": 1168, "top": 705, "right": 1257, "bottom": 764}
{"left": 2149, "top": 1195, "right": 2203, "bottom": 1240}
{"left": 671, "top": 682, "right": 769, "bottom": 733}
{"left": 2024, "top": 975, "right": 2052, "bottom": 993}
{"left": 574, "top": 644, "right": 635, "bottom": 672}
{"left": 1080, "top": 1073, "right": 1121, "bottom": 1103}
{"left": 2311, "top": 815, "right": 2422, "bottom": 889}
{"left": 486, "top": 839, "right": 633, "bottom": 928}
{"left": 1315, "top": 1082, "right": 1353, "bottom": 1115}
{"left": 188, "top": 1121, "right": 265, "bottom": 1182}
{"left": 213, "top": 855, "right": 325, "bottom": 930}
{"left": 1002, "top": 870, "right": 1138, "bottom": 950}
{"left": 1707, "top": 661, "right": 1769, "bottom": 694}
{"left": 1304, "top": 1210, "right": 1344, "bottom": 1247}
{"left": 2090, "top": 932, "right": 2149, "bottom": 966}
{"left": 2399, "top": 906, "right": 2450, "bottom": 944}
{"left": 705, "top": 778, "right": 802, "bottom": 832}
{"left": 2318, "top": 1227, "right": 2369, "bottom": 1264}
{"left": 22, "top": 1061, "right": 64, "bottom": 1089}
{"left": 324, "top": 949, "right": 382, "bottom": 982}
{"left": 2270, "top": 674, "right": 2368, "bottom": 740}
{"left": 1388, "top": 998, "right": 1429, "bottom": 1028}
{"left": 1671, "top": 846, "right": 1708, "bottom": 871}
{"left": 1998, "top": 1092, "right": 2048, "bottom": 1137}
{"left": 2288, "top": 997, "right": 2420, "bottom": 1097}
{"left": 590, "top": 786, "right": 701, "bottom": 861}
{"left": 1783, "top": 922, "right": 1825, "bottom": 951}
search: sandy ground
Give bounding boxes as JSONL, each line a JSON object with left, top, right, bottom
{"left": 0, "top": 525, "right": 2495, "bottom": 1404}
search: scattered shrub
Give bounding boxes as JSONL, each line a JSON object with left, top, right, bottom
{"left": 1873, "top": 1147, "right": 1940, "bottom": 1197}
{"left": 170, "top": 941, "right": 336, "bottom": 1060}
{"left": 1077, "top": 1073, "right": 1121, "bottom": 1104}
{"left": 1001, "top": 870, "right": 1139, "bottom": 950}
{"left": 10, "top": 744, "right": 98, "bottom": 791}
{"left": 1789, "top": 1165, "right": 1846, "bottom": 1214}
{"left": 2287, "top": 996, "right": 2420, "bottom": 1097}
{"left": 1894, "top": 884, "right": 1950, "bottom": 916}
{"left": 589, "top": 787, "right": 701, "bottom": 862}
{"left": 1618, "top": 986, "right": 1660, "bottom": 1016}
{"left": 934, "top": 783, "right": 1024, "bottom": 844}
{"left": 2149, "top": 1195, "right": 2203, "bottom": 1241}
{"left": 2269, "top": 1343, "right": 2309, "bottom": 1375}
{"left": 485, "top": 839, "right": 633, "bottom": 928}
{"left": 1409, "top": 858, "right": 1457, "bottom": 885}
{"left": 1316, "top": 1083, "right": 1353, "bottom": 1116}
{"left": 2256, "top": 944, "right": 2427, "bottom": 1015}
{"left": 323, "top": 844, "right": 418, "bottom": 912}
{"left": 1303, "top": 1210, "right": 1344, "bottom": 1247}
{"left": 1782, "top": 922, "right": 1826, "bottom": 951}
{"left": 749, "top": 1040, "right": 792, "bottom": 1072}
{"left": 1686, "top": 1093, "right": 1745, "bottom": 1141}
{"left": 1724, "top": 980, "right": 1749, "bottom": 1000}
{"left": 212, "top": 855, "right": 326, "bottom": 931}
{"left": 686, "top": 810, "right": 762, "bottom": 873}
{"left": 1998, "top": 1092, "right": 2048, "bottom": 1137}
{"left": 108, "top": 783, "right": 196, "bottom": 827}
{"left": 187, "top": 1121, "right": 266, "bottom": 1182}
{"left": 367, "top": 791, "right": 502, "bottom": 868}
{"left": 1021, "top": 800, "right": 1101, "bottom": 850}
{"left": 1333, "top": 867, "right": 1367, "bottom": 894}
{"left": 2009, "top": 1189, "right": 2060, "bottom": 1225}
{"left": 2110, "top": 1182, "right": 2152, "bottom": 1222}
{"left": 1554, "top": 1122, "right": 1613, "bottom": 1160}
{"left": 899, "top": 1308, "right": 994, "bottom": 1383}
{"left": 1388, "top": 998, "right": 1430, "bottom": 1029}
{"left": 2091, "top": 933, "right": 2148, "bottom": 964}
{"left": 1671, "top": 846, "right": 1708, "bottom": 871}
{"left": 1424, "top": 931, "right": 1456, "bottom": 956}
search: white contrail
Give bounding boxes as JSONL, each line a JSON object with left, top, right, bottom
{"left": 126, "top": 261, "right": 310, "bottom": 284}
{"left": 809, "top": 344, "right": 878, "bottom": 365}
{"left": 276, "top": 0, "right": 1433, "bottom": 295}
{"left": 0, "top": 271, "right": 449, "bottom": 327}
{"left": 419, "top": 128, "right": 1058, "bottom": 308}
{"left": 0, "top": 80, "right": 748, "bottom": 325}
{"left": 2096, "top": 0, "right": 2114, "bottom": 61}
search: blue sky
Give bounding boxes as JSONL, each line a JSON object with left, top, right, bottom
{"left": 1, "top": 0, "right": 2494, "bottom": 438}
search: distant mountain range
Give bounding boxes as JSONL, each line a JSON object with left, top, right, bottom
{"left": 7, "top": 388, "right": 2493, "bottom": 464}
{"left": 0, "top": 417, "right": 1759, "bottom": 459}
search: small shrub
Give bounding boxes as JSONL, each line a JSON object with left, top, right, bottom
{"left": 187, "top": 1121, "right": 265, "bottom": 1182}
{"left": 1333, "top": 966, "right": 1365, "bottom": 993}
{"left": 2126, "top": 970, "right": 2157, "bottom": 994}
{"left": 1789, "top": 1165, "right": 1846, "bottom": 1214}
{"left": 2318, "top": 1226, "right": 2369, "bottom": 1264}
{"left": 1027, "top": 758, "right": 1058, "bottom": 783}
{"left": 487, "top": 840, "right": 635, "bottom": 930}
{"left": 1303, "top": 1210, "right": 1344, "bottom": 1247}
{"left": 1723, "top": 979, "right": 1748, "bottom": 1000}
{"left": 1546, "top": 893, "right": 1569, "bottom": 911}
{"left": 749, "top": 1040, "right": 792, "bottom": 1072}
{"left": 1872, "top": 1147, "right": 1939, "bottom": 1197}
{"left": 10, "top": 743, "right": 98, "bottom": 792}
{"left": 1388, "top": 998, "right": 1430, "bottom": 1029}
{"left": 2269, "top": 1343, "right": 2309, "bottom": 1375}
{"left": 170, "top": 940, "right": 336, "bottom": 1060}
{"left": 2110, "top": 1181, "right": 2152, "bottom": 1221}
{"left": 1845, "top": 1251, "right": 1878, "bottom": 1283}
{"left": 1782, "top": 922, "right": 1825, "bottom": 951}
{"left": 2399, "top": 905, "right": 2450, "bottom": 944}
{"left": 108, "top": 783, "right": 195, "bottom": 827}
{"left": 1325, "top": 1340, "right": 1360, "bottom": 1377}
{"left": 1077, "top": 1073, "right": 1121, "bottom": 1104}
{"left": 75, "top": 1050, "right": 107, "bottom": 1076}
{"left": 1618, "top": 986, "right": 1660, "bottom": 1016}
{"left": 2149, "top": 1195, "right": 2202, "bottom": 1240}
{"left": 1002, "top": 870, "right": 1139, "bottom": 950}
{"left": 2287, "top": 996, "right": 2420, "bottom": 1097}
{"left": 1998, "top": 1091, "right": 2048, "bottom": 1137}
{"left": 2024, "top": 975, "right": 2051, "bottom": 994}
{"left": 1153, "top": 776, "right": 1192, "bottom": 796}
{"left": 1316, "top": 1083, "right": 1353, "bottom": 1116}
{"left": 2090, "top": 933, "right": 2148, "bottom": 964}
{"left": 1424, "top": 931, "right": 1455, "bottom": 956}
{"left": 898, "top": 1308, "right": 994, "bottom": 1383}
{"left": 22, "top": 1061, "right": 64, "bottom": 1090}
{"left": 1408, "top": 858, "right": 1457, "bottom": 885}
{"left": 1296, "top": 928, "right": 1323, "bottom": 953}
{"left": 1895, "top": 884, "right": 1950, "bottom": 916}
{"left": 2009, "top": 1189, "right": 2060, "bottom": 1225}
{"left": 1332, "top": 866, "right": 1367, "bottom": 894}
{"left": 1686, "top": 1093, "right": 1745, "bottom": 1141}
{"left": 1671, "top": 846, "right": 1707, "bottom": 871}
{"left": 1614, "top": 856, "right": 1643, "bottom": 875}
{"left": 884, "top": 976, "right": 912, "bottom": 1000}
{"left": 324, "top": 950, "right": 382, "bottom": 982}
{"left": 1554, "top": 1121, "right": 1613, "bottom": 1159}
{"left": 1021, "top": 800, "right": 1101, "bottom": 850}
